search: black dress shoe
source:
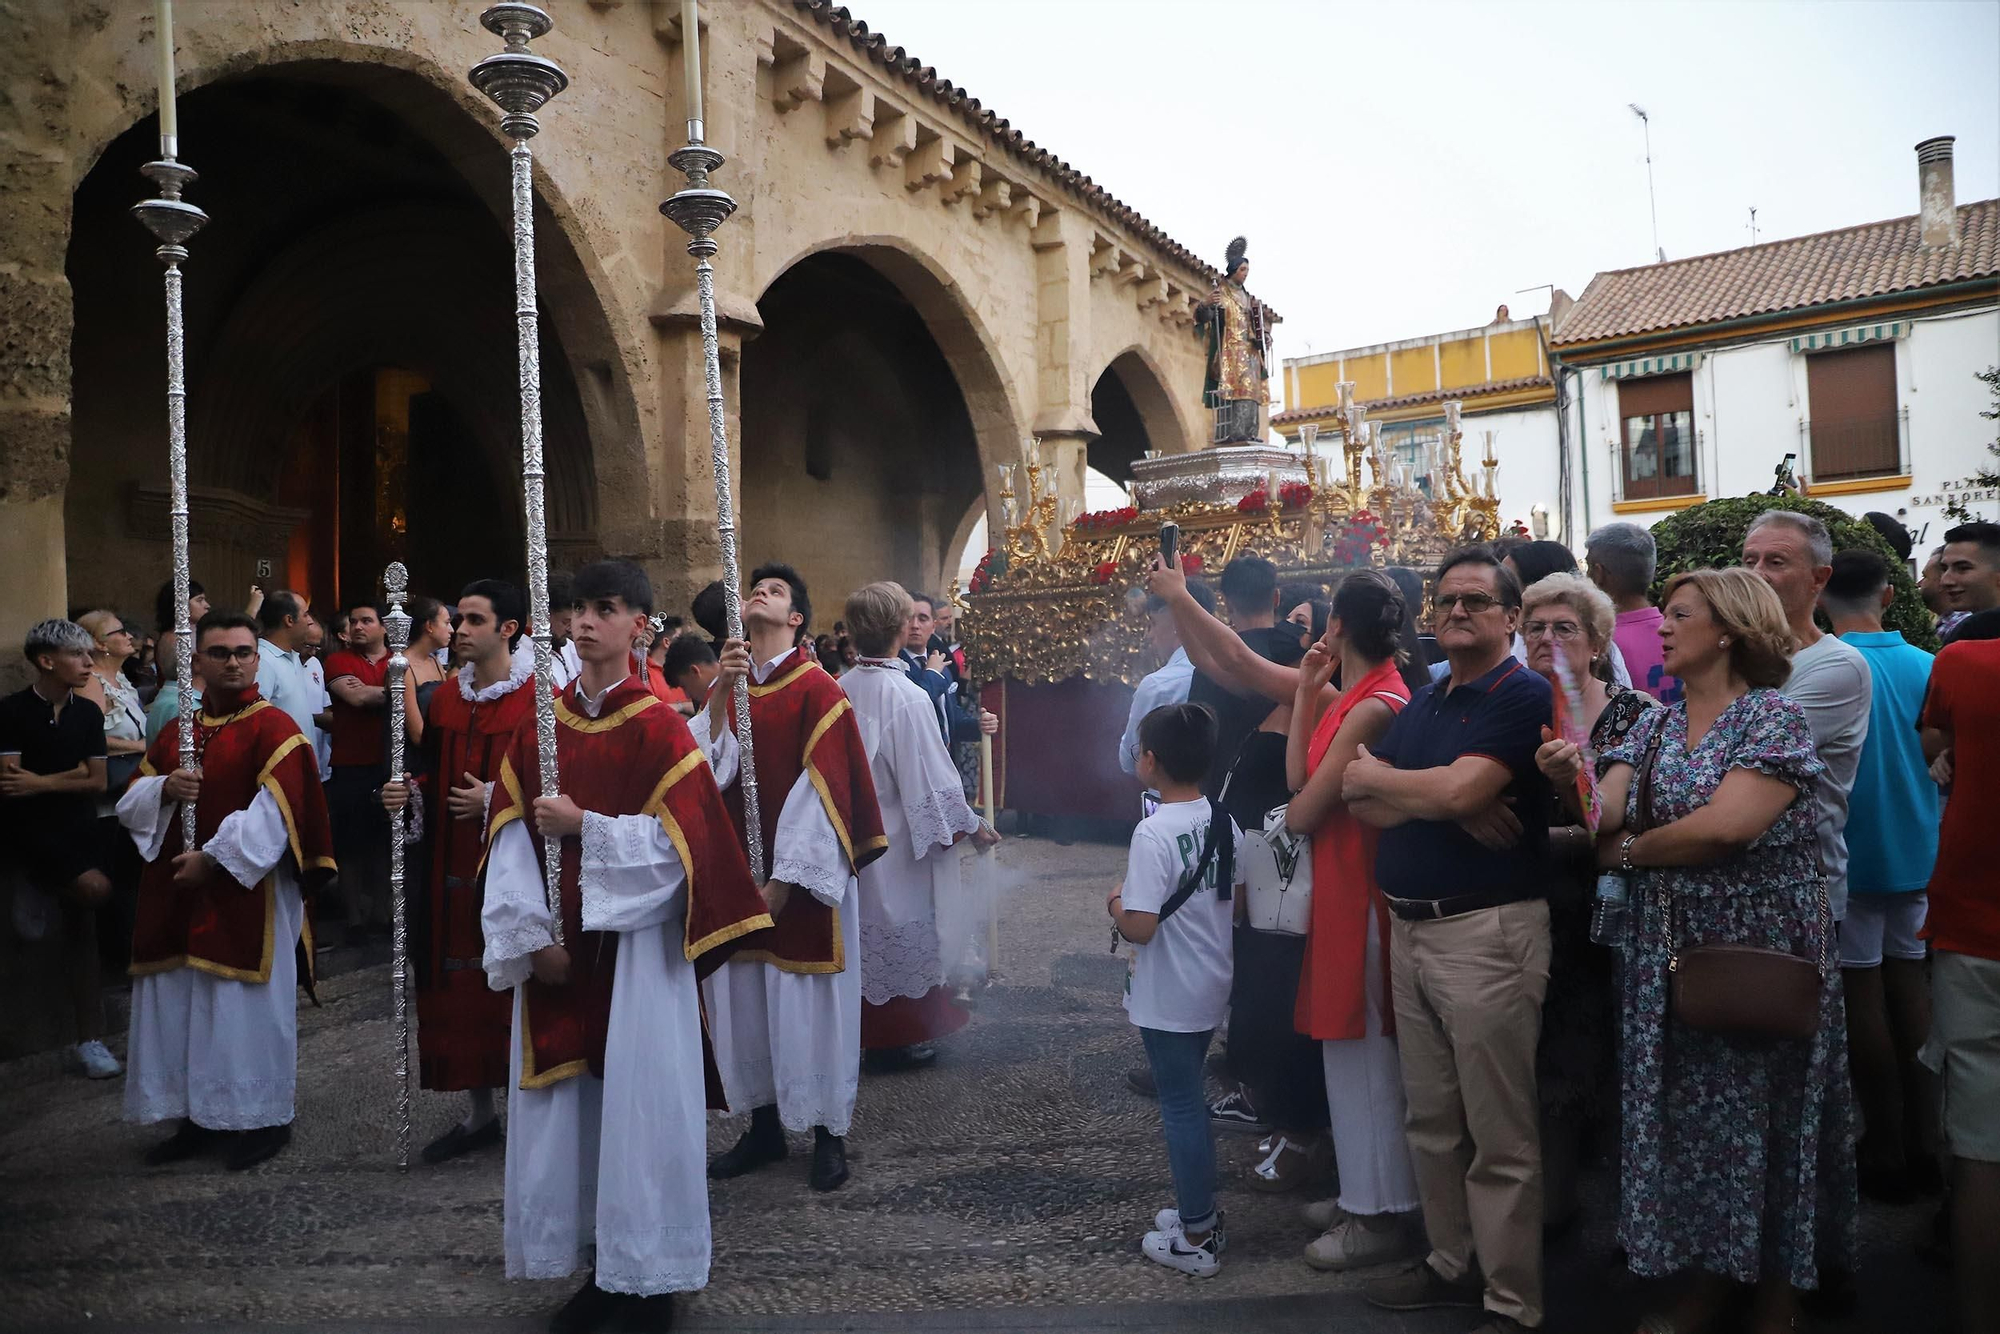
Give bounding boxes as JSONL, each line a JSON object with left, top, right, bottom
{"left": 1126, "top": 1065, "right": 1157, "bottom": 1098}
{"left": 422, "top": 1117, "right": 504, "bottom": 1165}
{"left": 226, "top": 1123, "right": 292, "bottom": 1171}
{"left": 143, "top": 1118, "right": 217, "bottom": 1166}
{"left": 610, "top": 1292, "right": 676, "bottom": 1332}
{"left": 550, "top": 1273, "right": 623, "bottom": 1334}
{"left": 809, "top": 1129, "right": 849, "bottom": 1192}
{"left": 707, "top": 1123, "right": 786, "bottom": 1180}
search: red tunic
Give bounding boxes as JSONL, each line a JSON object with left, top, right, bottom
{"left": 484, "top": 676, "right": 772, "bottom": 1103}
{"left": 1294, "top": 661, "right": 1409, "bottom": 1041}
{"left": 130, "top": 689, "right": 335, "bottom": 990}
{"left": 722, "top": 647, "right": 887, "bottom": 973}
{"left": 412, "top": 668, "right": 539, "bottom": 1091}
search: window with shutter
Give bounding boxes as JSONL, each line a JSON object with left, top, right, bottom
{"left": 1617, "top": 372, "right": 1697, "bottom": 500}
{"left": 1806, "top": 344, "right": 1900, "bottom": 481}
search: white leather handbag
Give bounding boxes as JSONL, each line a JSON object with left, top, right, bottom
{"left": 1242, "top": 804, "right": 1312, "bottom": 936}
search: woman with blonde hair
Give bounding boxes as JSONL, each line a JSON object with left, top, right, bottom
{"left": 1541, "top": 567, "right": 1854, "bottom": 1334}
{"left": 75, "top": 610, "right": 148, "bottom": 782}
{"left": 1519, "top": 572, "right": 1656, "bottom": 1231}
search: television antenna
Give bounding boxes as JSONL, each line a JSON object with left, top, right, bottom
{"left": 1628, "top": 104, "right": 1664, "bottom": 262}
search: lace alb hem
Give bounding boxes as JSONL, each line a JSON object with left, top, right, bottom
{"left": 773, "top": 1077, "right": 859, "bottom": 1136}
{"left": 127, "top": 1078, "right": 296, "bottom": 1130}
{"left": 906, "top": 786, "right": 981, "bottom": 856}
{"left": 860, "top": 920, "right": 944, "bottom": 1004}
{"left": 593, "top": 1261, "right": 710, "bottom": 1297}
{"left": 484, "top": 925, "right": 550, "bottom": 991}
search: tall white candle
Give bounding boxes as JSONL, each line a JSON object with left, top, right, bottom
{"left": 155, "top": 0, "right": 177, "bottom": 149}
{"left": 681, "top": 0, "right": 702, "bottom": 136}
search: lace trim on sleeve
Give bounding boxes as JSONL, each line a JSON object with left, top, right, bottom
{"left": 579, "top": 812, "right": 618, "bottom": 932}
{"left": 906, "top": 785, "right": 982, "bottom": 857}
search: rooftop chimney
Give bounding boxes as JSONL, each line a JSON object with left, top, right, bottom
{"left": 1918, "top": 136, "right": 1959, "bottom": 248}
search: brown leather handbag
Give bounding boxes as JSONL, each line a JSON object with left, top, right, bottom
{"left": 1634, "top": 720, "right": 1826, "bottom": 1043}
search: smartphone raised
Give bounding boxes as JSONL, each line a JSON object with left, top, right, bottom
{"left": 1159, "top": 521, "right": 1179, "bottom": 569}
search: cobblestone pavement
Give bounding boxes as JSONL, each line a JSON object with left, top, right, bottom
{"left": 0, "top": 835, "right": 1950, "bottom": 1332}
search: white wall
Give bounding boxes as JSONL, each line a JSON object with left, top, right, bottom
{"left": 1563, "top": 303, "right": 1999, "bottom": 548}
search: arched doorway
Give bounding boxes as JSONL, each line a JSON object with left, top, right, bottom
{"left": 62, "top": 65, "right": 611, "bottom": 620}
{"left": 1089, "top": 349, "right": 1186, "bottom": 486}
{"left": 739, "top": 248, "right": 1002, "bottom": 624}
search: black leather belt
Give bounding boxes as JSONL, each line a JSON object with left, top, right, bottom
{"left": 1385, "top": 887, "right": 1536, "bottom": 922}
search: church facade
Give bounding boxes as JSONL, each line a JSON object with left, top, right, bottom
{"left": 1, "top": 0, "right": 1214, "bottom": 684}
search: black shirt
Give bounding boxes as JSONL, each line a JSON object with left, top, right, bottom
{"left": 1187, "top": 624, "right": 1308, "bottom": 796}
{"left": 1371, "top": 656, "right": 1553, "bottom": 903}
{"left": 0, "top": 685, "right": 106, "bottom": 834}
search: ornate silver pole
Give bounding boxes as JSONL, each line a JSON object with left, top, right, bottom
{"left": 131, "top": 73, "right": 207, "bottom": 852}
{"left": 470, "top": 3, "right": 568, "bottom": 938}
{"left": 660, "top": 0, "right": 765, "bottom": 881}
{"left": 381, "top": 563, "right": 413, "bottom": 1171}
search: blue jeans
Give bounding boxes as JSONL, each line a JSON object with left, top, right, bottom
{"left": 1140, "top": 1025, "right": 1217, "bottom": 1233}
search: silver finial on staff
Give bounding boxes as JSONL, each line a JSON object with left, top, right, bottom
{"left": 132, "top": 0, "right": 206, "bottom": 851}
{"left": 470, "top": 2, "right": 569, "bottom": 939}
{"left": 659, "top": 0, "right": 765, "bottom": 881}
{"left": 381, "top": 562, "right": 414, "bottom": 1171}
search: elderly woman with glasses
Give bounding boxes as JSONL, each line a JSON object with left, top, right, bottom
{"left": 1518, "top": 573, "right": 1657, "bottom": 1233}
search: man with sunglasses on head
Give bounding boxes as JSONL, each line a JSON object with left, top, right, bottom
{"left": 1341, "top": 545, "right": 1554, "bottom": 1334}
{"left": 116, "top": 610, "right": 335, "bottom": 1171}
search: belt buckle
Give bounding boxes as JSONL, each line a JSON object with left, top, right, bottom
{"left": 1429, "top": 899, "right": 1447, "bottom": 920}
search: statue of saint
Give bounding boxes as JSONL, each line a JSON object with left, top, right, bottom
{"left": 1194, "top": 237, "right": 1275, "bottom": 445}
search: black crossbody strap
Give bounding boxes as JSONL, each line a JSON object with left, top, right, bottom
{"left": 1157, "top": 803, "right": 1234, "bottom": 925}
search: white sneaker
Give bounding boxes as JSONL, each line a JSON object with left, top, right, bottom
{"left": 1301, "top": 1196, "right": 1347, "bottom": 1231}
{"left": 1142, "top": 1224, "right": 1222, "bottom": 1278}
{"left": 75, "top": 1040, "right": 123, "bottom": 1080}
{"left": 1151, "top": 1207, "right": 1228, "bottom": 1253}
{"left": 1303, "top": 1210, "right": 1420, "bottom": 1272}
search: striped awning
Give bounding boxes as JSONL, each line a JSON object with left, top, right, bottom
{"left": 1599, "top": 352, "right": 1699, "bottom": 381}
{"left": 1791, "top": 321, "right": 1907, "bottom": 354}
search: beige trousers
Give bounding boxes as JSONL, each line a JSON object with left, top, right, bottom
{"left": 1390, "top": 898, "right": 1551, "bottom": 1328}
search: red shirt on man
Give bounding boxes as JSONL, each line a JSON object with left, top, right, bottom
{"left": 1921, "top": 637, "right": 2000, "bottom": 961}
{"left": 323, "top": 650, "right": 390, "bottom": 769}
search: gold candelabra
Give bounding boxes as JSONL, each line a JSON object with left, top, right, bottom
{"left": 998, "top": 437, "right": 1064, "bottom": 562}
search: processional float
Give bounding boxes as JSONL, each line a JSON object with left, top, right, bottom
{"left": 132, "top": 0, "right": 204, "bottom": 850}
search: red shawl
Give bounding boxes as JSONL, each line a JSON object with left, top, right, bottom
{"left": 130, "top": 690, "right": 334, "bottom": 990}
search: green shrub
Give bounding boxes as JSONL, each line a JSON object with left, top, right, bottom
{"left": 1645, "top": 494, "right": 1937, "bottom": 651}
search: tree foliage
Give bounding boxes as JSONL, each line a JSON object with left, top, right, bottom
{"left": 1647, "top": 493, "right": 1937, "bottom": 650}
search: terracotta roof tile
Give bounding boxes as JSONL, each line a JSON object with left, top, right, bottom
{"left": 794, "top": 2, "right": 1218, "bottom": 283}
{"left": 1551, "top": 201, "right": 2000, "bottom": 349}
{"left": 1273, "top": 376, "right": 1552, "bottom": 426}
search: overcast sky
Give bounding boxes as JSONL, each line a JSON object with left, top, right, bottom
{"left": 855, "top": 0, "right": 1998, "bottom": 404}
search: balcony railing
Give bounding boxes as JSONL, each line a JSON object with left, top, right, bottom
{"left": 1803, "top": 408, "right": 1908, "bottom": 483}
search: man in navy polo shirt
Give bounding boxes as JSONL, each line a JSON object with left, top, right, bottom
{"left": 1343, "top": 545, "right": 1553, "bottom": 1334}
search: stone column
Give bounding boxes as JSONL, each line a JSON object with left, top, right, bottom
{"left": 643, "top": 0, "right": 764, "bottom": 619}
{"left": 1029, "top": 206, "right": 1099, "bottom": 533}
{"left": 0, "top": 4, "right": 77, "bottom": 692}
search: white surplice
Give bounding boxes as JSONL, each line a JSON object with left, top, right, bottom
{"left": 117, "top": 777, "right": 303, "bottom": 1130}
{"left": 842, "top": 663, "right": 982, "bottom": 1004}
{"left": 482, "top": 808, "right": 712, "bottom": 1295}
{"left": 693, "top": 651, "right": 861, "bottom": 1135}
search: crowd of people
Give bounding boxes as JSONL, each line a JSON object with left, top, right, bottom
{"left": 1107, "top": 516, "right": 1999, "bottom": 1334}
{"left": 3, "top": 513, "right": 1996, "bottom": 1333}
{"left": 2, "top": 554, "right": 1003, "bottom": 1332}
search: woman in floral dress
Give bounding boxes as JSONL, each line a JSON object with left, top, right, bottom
{"left": 1542, "top": 568, "right": 1854, "bottom": 1334}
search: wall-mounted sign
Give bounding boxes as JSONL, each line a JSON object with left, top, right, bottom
{"left": 1908, "top": 479, "right": 1999, "bottom": 509}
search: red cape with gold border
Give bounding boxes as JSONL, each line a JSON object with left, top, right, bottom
{"left": 721, "top": 646, "right": 887, "bottom": 974}
{"left": 129, "top": 688, "right": 334, "bottom": 993}
{"left": 411, "top": 668, "right": 540, "bottom": 1091}
{"left": 483, "top": 674, "right": 772, "bottom": 1104}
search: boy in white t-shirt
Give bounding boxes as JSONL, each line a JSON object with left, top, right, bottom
{"left": 1107, "top": 702, "right": 1244, "bottom": 1278}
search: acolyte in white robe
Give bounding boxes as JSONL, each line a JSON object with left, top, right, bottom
{"left": 692, "top": 657, "right": 862, "bottom": 1136}
{"left": 117, "top": 777, "right": 303, "bottom": 1130}
{"left": 841, "top": 664, "right": 983, "bottom": 1004}
{"left": 482, "top": 809, "right": 713, "bottom": 1296}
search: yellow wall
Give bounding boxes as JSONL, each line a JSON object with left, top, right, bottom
{"left": 1489, "top": 328, "right": 1542, "bottom": 380}
{"left": 1389, "top": 347, "right": 1436, "bottom": 398}
{"left": 1439, "top": 335, "right": 1486, "bottom": 389}
{"left": 1294, "top": 360, "right": 1345, "bottom": 410}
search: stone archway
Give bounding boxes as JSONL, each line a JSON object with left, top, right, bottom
{"left": 59, "top": 60, "right": 630, "bottom": 617}
{"left": 739, "top": 240, "right": 1023, "bottom": 624}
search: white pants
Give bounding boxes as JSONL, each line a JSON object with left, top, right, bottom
{"left": 1321, "top": 907, "right": 1419, "bottom": 1216}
